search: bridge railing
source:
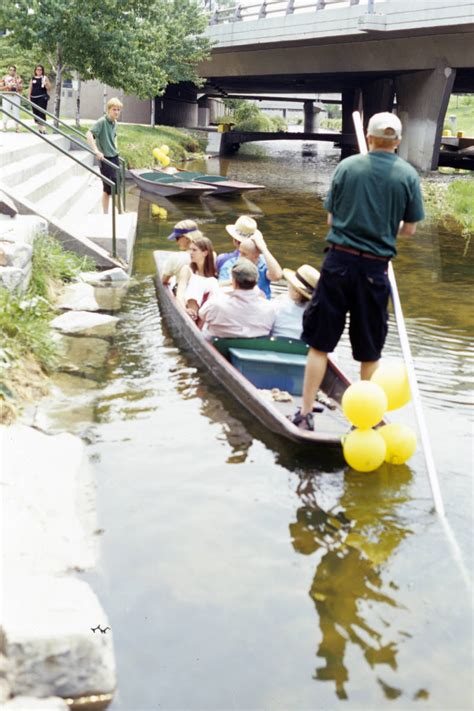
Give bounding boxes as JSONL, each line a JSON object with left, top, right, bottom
{"left": 210, "top": 0, "right": 374, "bottom": 23}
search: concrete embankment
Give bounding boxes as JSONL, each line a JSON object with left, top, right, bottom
{"left": 1, "top": 264, "right": 131, "bottom": 708}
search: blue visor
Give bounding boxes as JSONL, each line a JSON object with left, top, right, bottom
{"left": 167, "top": 227, "right": 194, "bottom": 241}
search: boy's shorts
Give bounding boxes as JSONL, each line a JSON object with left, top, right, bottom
{"left": 99, "top": 154, "right": 120, "bottom": 195}
{"left": 302, "top": 247, "right": 391, "bottom": 362}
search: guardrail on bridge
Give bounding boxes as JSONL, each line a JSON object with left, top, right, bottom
{"left": 209, "top": 0, "right": 374, "bottom": 24}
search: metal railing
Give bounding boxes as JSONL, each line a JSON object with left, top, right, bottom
{"left": 210, "top": 0, "right": 374, "bottom": 23}
{"left": 0, "top": 93, "right": 125, "bottom": 258}
{"left": 17, "top": 94, "right": 126, "bottom": 211}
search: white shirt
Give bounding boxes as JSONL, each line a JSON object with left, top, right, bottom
{"left": 162, "top": 252, "right": 190, "bottom": 282}
{"left": 271, "top": 295, "right": 306, "bottom": 339}
{"left": 200, "top": 287, "right": 276, "bottom": 338}
{"left": 185, "top": 273, "right": 219, "bottom": 307}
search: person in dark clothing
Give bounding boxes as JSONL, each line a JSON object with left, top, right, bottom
{"left": 293, "top": 112, "right": 425, "bottom": 431}
{"left": 28, "top": 65, "right": 51, "bottom": 133}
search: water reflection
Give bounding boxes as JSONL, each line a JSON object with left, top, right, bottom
{"left": 290, "top": 464, "right": 413, "bottom": 700}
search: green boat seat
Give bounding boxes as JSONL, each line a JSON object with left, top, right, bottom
{"left": 228, "top": 347, "right": 307, "bottom": 395}
{"left": 212, "top": 335, "right": 309, "bottom": 360}
{"left": 140, "top": 172, "right": 181, "bottom": 184}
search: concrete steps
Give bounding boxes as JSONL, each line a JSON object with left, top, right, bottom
{"left": 0, "top": 132, "right": 136, "bottom": 267}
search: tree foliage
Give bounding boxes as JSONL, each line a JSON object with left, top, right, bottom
{"left": 0, "top": 0, "right": 211, "bottom": 115}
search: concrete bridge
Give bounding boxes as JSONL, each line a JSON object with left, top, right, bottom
{"left": 189, "top": 0, "right": 474, "bottom": 170}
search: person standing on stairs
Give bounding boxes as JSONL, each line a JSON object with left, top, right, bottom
{"left": 86, "top": 97, "right": 123, "bottom": 214}
{"left": 28, "top": 65, "right": 51, "bottom": 134}
{"left": 1, "top": 65, "right": 23, "bottom": 132}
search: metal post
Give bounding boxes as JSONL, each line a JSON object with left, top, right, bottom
{"left": 111, "top": 190, "right": 117, "bottom": 258}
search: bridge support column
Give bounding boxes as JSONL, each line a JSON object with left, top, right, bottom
{"left": 395, "top": 66, "right": 456, "bottom": 171}
{"left": 304, "top": 101, "right": 315, "bottom": 133}
{"left": 154, "top": 82, "right": 198, "bottom": 128}
{"left": 341, "top": 89, "right": 361, "bottom": 159}
{"left": 362, "top": 78, "right": 395, "bottom": 127}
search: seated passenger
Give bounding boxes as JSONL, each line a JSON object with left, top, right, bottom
{"left": 219, "top": 226, "right": 283, "bottom": 301}
{"left": 176, "top": 234, "right": 219, "bottom": 321}
{"left": 272, "top": 264, "right": 320, "bottom": 339}
{"left": 216, "top": 215, "right": 258, "bottom": 276}
{"left": 200, "top": 258, "right": 276, "bottom": 338}
{"left": 162, "top": 219, "right": 199, "bottom": 286}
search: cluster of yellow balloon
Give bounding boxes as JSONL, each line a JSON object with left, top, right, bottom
{"left": 152, "top": 144, "right": 171, "bottom": 167}
{"left": 341, "top": 362, "right": 416, "bottom": 472}
{"left": 151, "top": 203, "right": 167, "bottom": 219}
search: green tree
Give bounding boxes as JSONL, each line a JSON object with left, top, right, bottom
{"left": 0, "top": 0, "right": 211, "bottom": 119}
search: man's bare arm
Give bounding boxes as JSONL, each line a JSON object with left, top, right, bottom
{"left": 398, "top": 221, "right": 418, "bottom": 236}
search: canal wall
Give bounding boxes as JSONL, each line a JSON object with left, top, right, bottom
{"left": 1, "top": 220, "right": 130, "bottom": 706}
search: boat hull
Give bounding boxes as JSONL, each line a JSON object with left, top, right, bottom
{"left": 154, "top": 168, "right": 265, "bottom": 195}
{"left": 129, "top": 169, "right": 216, "bottom": 198}
{"left": 153, "top": 251, "right": 351, "bottom": 448}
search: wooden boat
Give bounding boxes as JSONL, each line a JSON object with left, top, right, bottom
{"left": 154, "top": 168, "right": 265, "bottom": 196}
{"left": 129, "top": 169, "right": 218, "bottom": 198}
{"left": 153, "top": 250, "right": 352, "bottom": 448}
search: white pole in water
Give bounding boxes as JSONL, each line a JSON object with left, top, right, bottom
{"left": 351, "top": 111, "right": 472, "bottom": 590}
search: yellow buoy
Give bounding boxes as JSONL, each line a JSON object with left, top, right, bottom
{"left": 343, "top": 428, "right": 386, "bottom": 472}
{"left": 341, "top": 381, "right": 388, "bottom": 429}
{"left": 371, "top": 362, "right": 411, "bottom": 411}
{"left": 379, "top": 423, "right": 417, "bottom": 464}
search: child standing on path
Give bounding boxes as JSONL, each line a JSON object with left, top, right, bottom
{"left": 86, "top": 98, "right": 123, "bottom": 214}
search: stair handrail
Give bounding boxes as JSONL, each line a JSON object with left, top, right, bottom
{"left": 1, "top": 92, "right": 126, "bottom": 212}
{"left": 0, "top": 105, "right": 118, "bottom": 259}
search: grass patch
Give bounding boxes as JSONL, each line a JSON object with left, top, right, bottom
{"left": 444, "top": 95, "right": 474, "bottom": 137}
{"left": 422, "top": 178, "right": 474, "bottom": 249}
{"left": 0, "top": 234, "right": 96, "bottom": 422}
{"left": 59, "top": 122, "right": 205, "bottom": 169}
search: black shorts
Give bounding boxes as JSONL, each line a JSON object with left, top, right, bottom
{"left": 99, "top": 154, "right": 120, "bottom": 195}
{"left": 302, "top": 248, "right": 391, "bottom": 362}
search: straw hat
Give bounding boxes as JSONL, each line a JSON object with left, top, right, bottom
{"left": 225, "top": 215, "right": 262, "bottom": 243}
{"left": 282, "top": 264, "right": 320, "bottom": 300}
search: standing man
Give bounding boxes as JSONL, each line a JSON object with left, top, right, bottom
{"left": 86, "top": 98, "right": 123, "bottom": 214}
{"left": 294, "top": 112, "right": 424, "bottom": 430}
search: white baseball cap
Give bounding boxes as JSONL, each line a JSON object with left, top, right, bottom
{"left": 367, "top": 112, "right": 402, "bottom": 140}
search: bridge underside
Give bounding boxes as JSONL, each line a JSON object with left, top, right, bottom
{"left": 205, "top": 68, "right": 474, "bottom": 97}
{"left": 195, "top": 30, "right": 474, "bottom": 170}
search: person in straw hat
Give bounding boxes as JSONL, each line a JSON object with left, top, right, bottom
{"left": 272, "top": 264, "right": 320, "bottom": 339}
{"left": 216, "top": 214, "right": 257, "bottom": 277}
{"left": 218, "top": 216, "right": 283, "bottom": 299}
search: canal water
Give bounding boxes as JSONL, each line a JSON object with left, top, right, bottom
{"left": 57, "top": 141, "right": 473, "bottom": 709}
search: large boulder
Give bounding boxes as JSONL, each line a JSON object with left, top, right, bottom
{"left": 50, "top": 311, "right": 119, "bottom": 339}
{"left": 56, "top": 283, "right": 100, "bottom": 312}
{"left": 3, "top": 575, "right": 116, "bottom": 700}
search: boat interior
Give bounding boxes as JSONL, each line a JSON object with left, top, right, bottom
{"left": 211, "top": 336, "right": 350, "bottom": 436}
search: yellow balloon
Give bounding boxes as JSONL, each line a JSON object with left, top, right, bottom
{"left": 160, "top": 155, "right": 170, "bottom": 167}
{"left": 343, "top": 428, "right": 386, "bottom": 472}
{"left": 152, "top": 147, "right": 164, "bottom": 161}
{"left": 379, "top": 423, "right": 417, "bottom": 464}
{"left": 341, "top": 381, "right": 388, "bottom": 428}
{"left": 371, "top": 362, "right": 411, "bottom": 411}
{"left": 160, "top": 144, "right": 170, "bottom": 155}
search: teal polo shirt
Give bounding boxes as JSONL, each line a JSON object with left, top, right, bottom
{"left": 91, "top": 115, "right": 118, "bottom": 157}
{"left": 323, "top": 151, "right": 425, "bottom": 258}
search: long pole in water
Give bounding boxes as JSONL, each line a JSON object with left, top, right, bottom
{"left": 351, "top": 111, "right": 472, "bottom": 590}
